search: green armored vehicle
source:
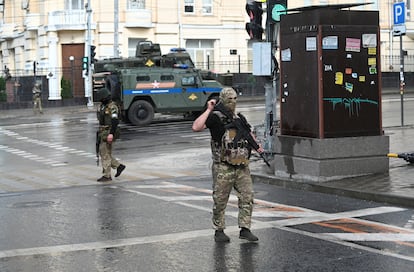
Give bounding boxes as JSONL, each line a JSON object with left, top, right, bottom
{"left": 94, "top": 41, "right": 222, "bottom": 126}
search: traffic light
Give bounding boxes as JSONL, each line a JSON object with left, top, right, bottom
{"left": 82, "top": 56, "right": 89, "bottom": 70}
{"left": 90, "top": 45, "right": 96, "bottom": 63}
{"left": 245, "top": 1, "right": 263, "bottom": 40}
{"left": 268, "top": 0, "right": 287, "bottom": 23}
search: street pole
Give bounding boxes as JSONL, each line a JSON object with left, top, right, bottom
{"left": 399, "top": 34, "right": 404, "bottom": 127}
{"left": 264, "top": 0, "right": 276, "bottom": 156}
{"left": 114, "top": 0, "right": 119, "bottom": 58}
{"left": 69, "top": 56, "right": 74, "bottom": 97}
{"left": 86, "top": 0, "right": 93, "bottom": 107}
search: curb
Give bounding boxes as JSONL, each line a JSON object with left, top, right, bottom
{"left": 251, "top": 173, "right": 414, "bottom": 209}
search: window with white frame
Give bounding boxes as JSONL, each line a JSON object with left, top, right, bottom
{"left": 184, "top": 0, "right": 195, "bottom": 13}
{"left": 202, "top": 0, "right": 212, "bottom": 14}
{"left": 186, "top": 40, "right": 214, "bottom": 70}
{"left": 128, "top": 0, "right": 145, "bottom": 9}
{"left": 65, "top": 0, "right": 84, "bottom": 10}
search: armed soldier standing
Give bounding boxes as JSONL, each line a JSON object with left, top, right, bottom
{"left": 192, "top": 87, "right": 264, "bottom": 242}
{"left": 32, "top": 82, "right": 43, "bottom": 114}
{"left": 96, "top": 88, "right": 126, "bottom": 182}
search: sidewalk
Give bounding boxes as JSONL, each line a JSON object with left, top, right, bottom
{"left": 251, "top": 125, "right": 414, "bottom": 209}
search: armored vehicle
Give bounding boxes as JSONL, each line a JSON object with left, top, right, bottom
{"left": 94, "top": 41, "right": 223, "bottom": 126}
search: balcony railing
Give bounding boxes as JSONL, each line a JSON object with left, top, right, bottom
{"left": 24, "top": 13, "right": 41, "bottom": 30}
{"left": 0, "top": 23, "right": 18, "bottom": 39}
{"left": 47, "top": 10, "right": 87, "bottom": 31}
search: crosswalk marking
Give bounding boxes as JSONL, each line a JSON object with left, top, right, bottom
{"left": 0, "top": 161, "right": 207, "bottom": 193}
{"left": 323, "top": 233, "right": 414, "bottom": 241}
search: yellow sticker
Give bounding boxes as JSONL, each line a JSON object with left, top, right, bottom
{"left": 368, "top": 47, "right": 376, "bottom": 55}
{"left": 359, "top": 76, "right": 366, "bottom": 82}
{"left": 335, "top": 72, "right": 343, "bottom": 85}
{"left": 188, "top": 93, "right": 198, "bottom": 101}
{"left": 368, "top": 58, "right": 376, "bottom": 66}
{"left": 145, "top": 59, "right": 155, "bottom": 67}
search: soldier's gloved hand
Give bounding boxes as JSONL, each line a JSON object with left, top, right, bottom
{"left": 107, "top": 134, "right": 114, "bottom": 144}
{"left": 257, "top": 144, "right": 264, "bottom": 154}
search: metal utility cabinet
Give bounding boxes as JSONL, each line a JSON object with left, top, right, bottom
{"left": 273, "top": 6, "right": 389, "bottom": 181}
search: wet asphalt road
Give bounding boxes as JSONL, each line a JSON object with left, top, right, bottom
{"left": 0, "top": 176, "right": 413, "bottom": 272}
{"left": 0, "top": 97, "right": 414, "bottom": 271}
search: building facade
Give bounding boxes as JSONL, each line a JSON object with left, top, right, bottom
{"left": 0, "top": 0, "right": 413, "bottom": 101}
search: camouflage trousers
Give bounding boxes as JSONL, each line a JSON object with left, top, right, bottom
{"left": 99, "top": 140, "right": 121, "bottom": 178}
{"left": 211, "top": 162, "right": 254, "bottom": 230}
{"left": 33, "top": 97, "right": 42, "bottom": 113}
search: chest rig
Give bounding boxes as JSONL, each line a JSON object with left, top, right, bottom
{"left": 211, "top": 111, "right": 250, "bottom": 166}
{"left": 98, "top": 102, "right": 115, "bottom": 126}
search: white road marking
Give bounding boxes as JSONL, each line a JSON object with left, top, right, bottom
{"left": 273, "top": 207, "right": 407, "bottom": 227}
{"left": 323, "top": 233, "right": 414, "bottom": 241}
{"left": 0, "top": 181, "right": 412, "bottom": 262}
{"left": 0, "top": 128, "right": 96, "bottom": 165}
{"left": 0, "top": 226, "right": 239, "bottom": 259}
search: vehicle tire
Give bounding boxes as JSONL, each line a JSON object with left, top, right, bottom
{"left": 128, "top": 100, "right": 155, "bottom": 126}
{"left": 106, "top": 75, "right": 121, "bottom": 103}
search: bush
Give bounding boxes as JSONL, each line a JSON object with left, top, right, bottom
{"left": 61, "top": 77, "right": 73, "bottom": 99}
{"left": 0, "top": 90, "right": 6, "bottom": 102}
{"left": 0, "top": 77, "right": 6, "bottom": 102}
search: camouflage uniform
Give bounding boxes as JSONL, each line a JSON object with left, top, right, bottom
{"left": 211, "top": 162, "right": 253, "bottom": 229}
{"left": 96, "top": 88, "right": 125, "bottom": 181}
{"left": 206, "top": 88, "right": 254, "bottom": 230}
{"left": 32, "top": 83, "right": 43, "bottom": 114}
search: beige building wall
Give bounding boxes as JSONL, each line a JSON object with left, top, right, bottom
{"left": 1, "top": 0, "right": 414, "bottom": 100}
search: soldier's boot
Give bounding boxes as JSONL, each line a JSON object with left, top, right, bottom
{"left": 214, "top": 229, "right": 230, "bottom": 243}
{"left": 239, "top": 227, "right": 258, "bottom": 242}
{"left": 115, "top": 164, "right": 126, "bottom": 177}
{"left": 97, "top": 176, "right": 112, "bottom": 182}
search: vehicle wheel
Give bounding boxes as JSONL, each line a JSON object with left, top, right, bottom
{"left": 106, "top": 75, "right": 121, "bottom": 103}
{"left": 128, "top": 100, "right": 155, "bottom": 126}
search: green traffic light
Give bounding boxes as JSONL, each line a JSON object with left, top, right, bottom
{"left": 272, "top": 4, "right": 287, "bottom": 22}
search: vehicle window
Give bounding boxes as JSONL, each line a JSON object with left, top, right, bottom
{"left": 182, "top": 76, "right": 195, "bottom": 86}
{"left": 136, "top": 75, "right": 150, "bottom": 81}
{"left": 161, "top": 75, "right": 174, "bottom": 81}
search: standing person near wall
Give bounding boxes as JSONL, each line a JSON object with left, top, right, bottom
{"left": 96, "top": 88, "right": 126, "bottom": 182}
{"left": 32, "top": 82, "right": 43, "bottom": 114}
{"left": 192, "top": 87, "right": 263, "bottom": 242}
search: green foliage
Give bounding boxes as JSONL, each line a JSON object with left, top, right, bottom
{"left": 61, "top": 77, "right": 73, "bottom": 99}
{"left": 247, "top": 74, "right": 256, "bottom": 85}
{"left": 0, "top": 76, "right": 6, "bottom": 90}
{"left": 0, "top": 77, "right": 6, "bottom": 102}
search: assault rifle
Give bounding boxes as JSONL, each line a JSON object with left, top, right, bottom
{"left": 214, "top": 102, "right": 271, "bottom": 167}
{"left": 96, "top": 131, "right": 100, "bottom": 166}
{"left": 387, "top": 152, "right": 414, "bottom": 164}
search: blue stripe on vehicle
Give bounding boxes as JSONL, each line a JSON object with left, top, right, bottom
{"left": 123, "top": 87, "right": 221, "bottom": 95}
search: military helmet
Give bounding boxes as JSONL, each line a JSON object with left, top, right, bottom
{"left": 96, "top": 88, "right": 111, "bottom": 102}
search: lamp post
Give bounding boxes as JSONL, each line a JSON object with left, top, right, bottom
{"left": 207, "top": 52, "right": 210, "bottom": 70}
{"left": 69, "top": 56, "right": 75, "bottom": 97}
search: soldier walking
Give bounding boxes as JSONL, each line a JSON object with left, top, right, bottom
{"left": 192, "top": 87, "right": 263, "bottom": 242}
{"left": 96, "top": 88, "right": 126, "bottom": 182}
{"left": 32, "top": 82, "right": 43, "bottom": 114}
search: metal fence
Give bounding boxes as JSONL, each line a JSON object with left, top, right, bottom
{"left": 382, "top": 55, "right": 414, "bottom": 72}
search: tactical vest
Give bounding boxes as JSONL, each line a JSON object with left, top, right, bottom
{"left": 211, "top": 111, "right": 250, "bottom": 166}
{"left": 98, "top": 102, "right": 120, "bottom": 140}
